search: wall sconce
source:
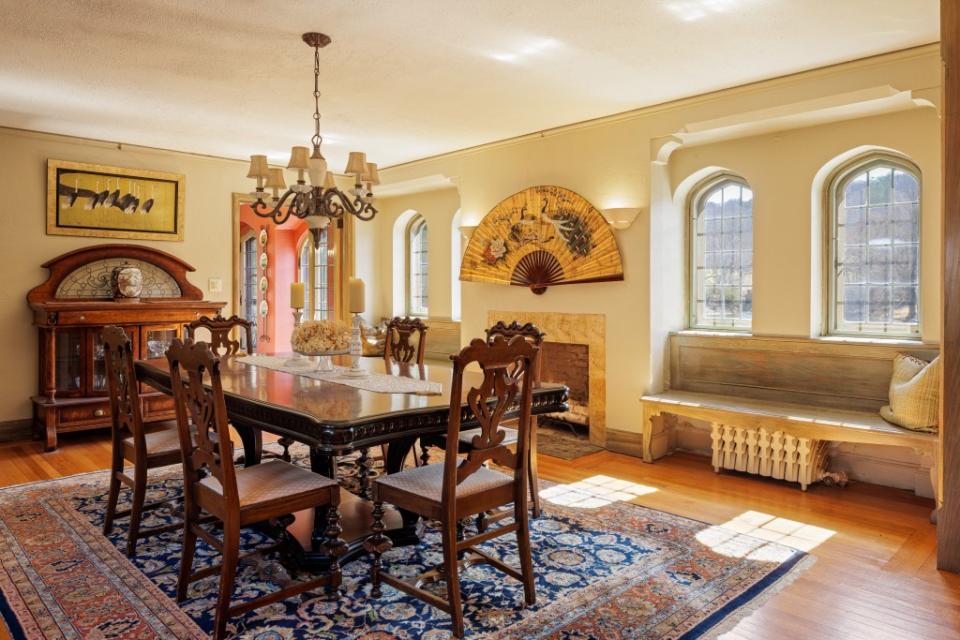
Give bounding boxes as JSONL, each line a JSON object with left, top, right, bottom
{"left": 601, "top": 207, "right": 642, "bottom": 230}
{"left": 459, "top": 225, "right": 478, "bottom": 242}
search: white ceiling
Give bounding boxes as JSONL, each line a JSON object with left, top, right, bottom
{"left": 0, "top": 1, "right": 939, "bottom": 171}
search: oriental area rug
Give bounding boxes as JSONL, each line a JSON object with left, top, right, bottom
{"left": 0, "top": 449, "right": 812, "bottom": 639}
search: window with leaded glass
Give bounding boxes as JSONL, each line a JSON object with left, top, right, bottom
{"left": 407, "top": 216, "right": 428, "bottom": 316}
{"left": 297, "top": 229, "right": 331, "bottom": 322}
{"left": 241, "top": 235, "right": 258, "bottom": 351}
{"left": 689, "top": 176, "right": 753, "bottom": 330}
{"left": 829, "top": 157, "right": 920, "bottom": 337}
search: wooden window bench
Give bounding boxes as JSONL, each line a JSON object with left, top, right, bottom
{"left": 640, "top": 334, "right": 939, "bottom": 496}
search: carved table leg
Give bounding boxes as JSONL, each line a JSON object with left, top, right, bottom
{"left": 310, "top": 447, "right": 337, "bottom": 552}
{"left": 358, "top": 447, "right": 372, "bottom": 499}
{"left": 232, "top": 421, "right": 262, "bottom": 467}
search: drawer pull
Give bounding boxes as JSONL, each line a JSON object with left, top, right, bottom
{"left": 94, "top": 408, "right": 106, "bottom": 417}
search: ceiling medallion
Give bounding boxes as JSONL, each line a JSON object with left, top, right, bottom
{"left": 246, "top": 32, "right": 379, "bottom": 247}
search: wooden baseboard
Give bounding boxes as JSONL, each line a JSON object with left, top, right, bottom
{"left": 0, "top": 419, "right": 32, "bottom": 443}
{"left": 605, "top": 428, "right": 644, "bottom": 458}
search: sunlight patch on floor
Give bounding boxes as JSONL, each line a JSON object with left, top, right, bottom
{"left": 696, "top": 510, "right": 836, "bottom": 559}
{"left": 540, "top": 474, "right": 658, "bottom": 508}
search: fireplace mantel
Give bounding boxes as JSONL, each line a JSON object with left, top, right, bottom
{"left": 487, "top": 310, "right": 606, "bottom": 445}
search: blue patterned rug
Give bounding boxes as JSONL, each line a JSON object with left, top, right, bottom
{"left": 0, "top": 447, "right": 811, "bottom": 639}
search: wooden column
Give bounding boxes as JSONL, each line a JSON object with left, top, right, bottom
{"left": 939, "top": 0, "right": 960, "bottom": 572}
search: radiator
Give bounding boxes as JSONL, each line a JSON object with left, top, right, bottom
{"left": 709, "top": 423, "right": 845, "bottom": 491}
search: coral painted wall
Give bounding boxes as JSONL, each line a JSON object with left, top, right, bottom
{"left": 238, "top": 205, "right": 308, "bottom": 354}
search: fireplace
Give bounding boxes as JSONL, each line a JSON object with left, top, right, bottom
{"left": 487, "top": 311, "right": 606, "bottom": 445}
{"left": 540, "top": 342, "right": 589, "bottom": 427}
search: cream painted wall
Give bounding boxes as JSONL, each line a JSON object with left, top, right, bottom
{"left": 0, "top": 128, "right": 248, "bottom": 423}
{"left": 668, "top": 107, "right": 941, "bottom": 342}
{"left": 373, "top": 46, "right": 942, "bottom": 436}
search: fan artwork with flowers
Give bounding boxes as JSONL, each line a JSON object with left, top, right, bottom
{"left": 460, "top": 186, "right": 624, "bottom": 294}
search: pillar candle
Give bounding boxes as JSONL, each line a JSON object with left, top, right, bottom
{"left": 349, "top": 277, "right": 365, "bottom": 314}
{"left": 290, "top": 282, "right": 305, "bottom": 309}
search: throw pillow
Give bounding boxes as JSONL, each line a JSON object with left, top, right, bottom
{"left": 879, "top": 353, "right": 940, "bottom": 432}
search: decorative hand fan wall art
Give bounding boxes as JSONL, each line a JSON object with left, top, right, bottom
{"left": 460, "top": 186, "right": 624, "bottom": 294}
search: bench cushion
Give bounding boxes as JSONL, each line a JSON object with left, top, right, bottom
{"left": 640, "top": 390, "right": 936, "bottom": 451}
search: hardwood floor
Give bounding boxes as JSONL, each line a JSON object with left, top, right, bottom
{"left": 2, "top": 431, "right": 959, "bottom": 639}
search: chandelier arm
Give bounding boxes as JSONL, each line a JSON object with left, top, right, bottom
{"left": 251, "top": 190, "right": 297, "bottom": 224}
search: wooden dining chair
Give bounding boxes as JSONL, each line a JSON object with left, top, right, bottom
{"left": 185, "top": 313, "right": 253, "bottom": 357}
{"left": 383, "top": 316, "right": 428, "bottom": 366}
{"left": 187, "top": 313, "right": 293, "bottom": 462}
{"left": 365, "top": 335, "right": 538, "bottom": 638}
{"left": 101, "top": 325, "right": 185, "bottom": 557}
{"left": 166, "top": 338, "right": 346, "bottom": 640}
{"left": 419, "top": 321, "right": 546, "bottom": 519}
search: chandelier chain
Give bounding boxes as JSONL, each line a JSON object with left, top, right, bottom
{"left": 312, "top": 45, "right": 322, "bottom": 149}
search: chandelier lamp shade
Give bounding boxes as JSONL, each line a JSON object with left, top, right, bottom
{"left": 247, "top": 32, "right": 379, "bottom": 247}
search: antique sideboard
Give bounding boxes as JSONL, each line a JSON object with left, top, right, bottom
{"left": 27, "top": 244, "right": 224, "bottom": 450}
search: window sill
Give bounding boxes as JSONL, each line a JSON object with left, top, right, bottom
{"left": 814, "top": 335, "right": 930, "bottom": 347}
{"left": 677, "top": 329, "right": 752, "bottom": 338}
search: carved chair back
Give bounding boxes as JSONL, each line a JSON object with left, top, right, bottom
{"left": 443, "top": 336, "right": 538, "bottom": 504}
{"left": 186, "top": 314, "right": 254, "bottom": 357}
{"left": 484, "top": 321, "right": 546, "bottom": 385}
{"left": 384, "top": 316, "right": 428, "bottom": 366}
{"left": 102, "top": 325, "right": 146, "bottom": 457}
{"left": 166, "top": 338, "right": 239, "bottom": 511}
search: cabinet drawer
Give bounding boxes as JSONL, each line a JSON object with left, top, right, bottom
{"left": 142, "top": 395, "right": 175, "bottom": 420}
{"left": 58, "top": 400, "right": 111, "bottom": 429}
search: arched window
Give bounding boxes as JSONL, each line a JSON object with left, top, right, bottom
{"left": 689, "top": 175, "right": 753, "bottom": 330}
{"left": 828, "top": 156, "right": 920, "bottom": 336}
{"left": 297, "top": 229, "right": 332, "bottom": 321}
{"left": 407, "top": 215, "right": 428, "bottom": 316}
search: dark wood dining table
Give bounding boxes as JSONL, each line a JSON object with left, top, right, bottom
{"left": 135, "top": 353, "right": 568, "bottom": 570}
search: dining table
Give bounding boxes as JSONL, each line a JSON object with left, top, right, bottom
{"left": 135, "top": 353, "right": 569, "bottom": 571}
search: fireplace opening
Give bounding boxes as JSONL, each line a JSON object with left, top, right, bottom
{"left": 539, "top": 341, "right": 589, "bottom": 433}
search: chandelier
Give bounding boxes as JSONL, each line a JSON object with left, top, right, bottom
{"left": 246, "top": 32, "right": 379, "bottom": 246}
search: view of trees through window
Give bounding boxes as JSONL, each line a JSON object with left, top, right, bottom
{"left": 831, "top": 159, "right": 920, "bottom": 336}
{"left": 690, "top": 177, "right": 753, "bottom": 330}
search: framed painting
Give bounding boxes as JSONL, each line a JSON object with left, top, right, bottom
{"left": 46, "top": 159, "right": 185, "bottom": 241}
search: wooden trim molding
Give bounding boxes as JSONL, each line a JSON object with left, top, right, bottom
{"left": 605, "top": 428, "right": 644, "bottom": 459}
{"left": 0, "top": 419, "right": 32, "bottom": 443}
{"left": 938, "top": 0, "right": 960, "bottom": 573}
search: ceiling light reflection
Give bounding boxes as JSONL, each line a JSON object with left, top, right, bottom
{"left": 666, "top": 0, "right": 742, "bottom": 22}
{"left": 487, "top": 37, "right": 561, "bottom": 64}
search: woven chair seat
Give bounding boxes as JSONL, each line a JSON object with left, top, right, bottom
{"left": 122, "top": 420, "right": 181, "bottom": 458}
{"left": 200, "top": 460, "right": 338, "bottom": 509}
{"left": 374, "top": 462, "right": 512, "bottom": 505}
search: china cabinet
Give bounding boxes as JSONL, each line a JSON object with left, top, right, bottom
{"left": 27, "top": 244, "right": 224, "bottom": 450}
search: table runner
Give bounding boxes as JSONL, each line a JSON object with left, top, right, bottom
{"left": 237, "top": 355, "right": 443, "bottom": 394}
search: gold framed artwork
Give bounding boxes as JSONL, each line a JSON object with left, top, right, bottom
{"left": 46, "top": 159, "right": 185, "bottom": 241}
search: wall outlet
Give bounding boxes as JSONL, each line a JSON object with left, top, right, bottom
{"left": 208, "top": 278, "right": 223, "bottom": 293}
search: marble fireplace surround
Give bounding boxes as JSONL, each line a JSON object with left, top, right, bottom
{"left": 486, "top": 311, "right": 606, "bottom": 446}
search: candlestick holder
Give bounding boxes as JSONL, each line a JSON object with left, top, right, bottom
{"left": 284, "top": 307, "right": 309, "bottom": 367}
{"left": 342, "top": 312, "right": 368, "bottom": 378}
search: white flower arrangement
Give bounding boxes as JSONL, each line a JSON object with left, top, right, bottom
{"left": 291, "top": 320, "right": 352, "bottom": 354}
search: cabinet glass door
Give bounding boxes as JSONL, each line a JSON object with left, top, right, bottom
{"left": 87, "top": 327, "right": 137, "bottom": 395}
{"left": 141, "top": 324, "right": 180, "bottom": 360}
{"left": 55, "top": 329, "right": 83, "bottom": 394}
